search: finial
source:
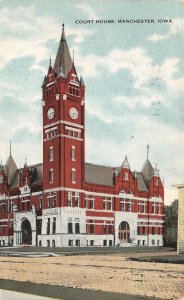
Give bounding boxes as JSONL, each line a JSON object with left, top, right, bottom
{"left": 72, "top": 49, "right": 74, "bottom": 63}
{"left": 62, "top": 23, "right": 64, "bottom": 31}
{"left": 25, "top": 157, "right": 27, "bottom": 166}
{"left": 49, "top": 54, "right": 52, "bottom": 66}
{"left": 147, "top": 144, "right": 149, "bottom": 160}
{"left": 10, "top": 140, "right": 12, "bottom": 156}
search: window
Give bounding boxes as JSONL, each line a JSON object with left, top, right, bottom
{"left": 71, "top": 169, "right": 76, "bottom": 183}
{"left": 127, "top": 203, "right": 131, "bottom": 212}
{"left": 109, "top": 224, "right": 113, "bottom": 234}
{"left": 67, "top": 192, "right": 72, "bottom": 206}
{"left": 49, "top": 147, "right": 53, "bottom": 161}
{"left": 39, "top": 241, "right": 42, "bottom": 247}
{"left": 39, "top": 195, "right": 43, "bottom": 209}
{"left": 124, "top": 172, "right": 129, "bottom": 180}
{"left": 137, "top": 226, "right": 140, "bottom": 235}
{"left": 2, "top": 204, "right": 6, "bottom": 213}
{"left": 103, "top": 240, "right": 107, "bottom": 246}
{"left": 68, "top": 222, "right": 73, "bottom": 234}
{"left": 152, "top": 203, "right": 155, "bottom": 214}
{"left": 9, "top": 199, "right": 14, "bottom": 212}
{"left": 52, "top": 240, "right": 55, "bottom": 247}
{"left": 158, "top": 227, "right": 161, "bottom": 235}
{"left": 67, "top": 192, "right": 80, "bottom": 207}
{"left": 74, "top": 193, "right": 79, "bottom": 207}
{"left": 152, "top": 227, "right": 155, "bottom": 235}
{"left": 71, "top": 146, "right": 75, "bottom": 161}
{"left": 152, "top": 239, "right": 155, "bottom": 245}
{"left": 69, "top": 83, "right": 79, "bottom": 96}
{"left": 103, "top": 222, "right": 107, "bottom": 234}
{"left": 90, "top": 240, "right": 94, "bottom": 246}
{"left": 52, "top": 217, "right": 56, "bottom": 234}
{"left": 68, "top": 239, "right": 73, "bottom": 246}
{"left": 53, "top": 192, "right": 57, "bottom": 207}
{"left": 47, "top": 193, "right": 52, "bottom": 208}
{"left": 103, "top": 197, "right": 112, "bottom": 210}
{"left": 47, "top": 240, "right": 50, "bottom": 247}
{"left": 120, "top": 201, "right": 125, "bottom": 211}
{"left": 49, "top": 169, "right": 53, "bottom": 183}
{"left": 155, "top": 178, "right": 158, "bottom": 186}
{"left": 109, "top": 240, "right": 113, "bottom": 246}
{"left": 85, "top": 195, "right": 95, "bottom": 209}
{"left": 76, "top": 240, "right": 80, "bottom": 247}
{"left": 75, "top": 223, "right": 80, "bottom": 234}
{"left": 47, "top": 218, "right": 50, "bottom": 235}
{"left": 142, "top": 226, "right": 145, "bottom": 235}
{"left": 89, "top": 221, "right": 94, "bottom": 234}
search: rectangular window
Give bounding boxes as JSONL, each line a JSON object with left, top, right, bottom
{"left": 49, "top": 147, "right": 53, "bottom": 161}
{"left": 85, "top": 195, "right": 95, "bottom": 209}
{"left": 47, "top": 218, "right": 50, "bottom": 235}
{"left": 49, "top": 169, "right": 53, "bottom": 183}
{"left": 39, "top": 195, "right": 43, "bottom": 209}
{"left": 109, "top": 224, "right": 113, "bottom": 234}
{"left": 103, "top": 240, "right": 107, "bottom": 246}
{"left": 75, "top": 223, "right": 80, "bottom": 234}
{"left": 74, "top": 192, "right": 79, "bottom": 207}
{"left": 103, "top": 223, "right": 107, "bottom": 234}
{"left": 89, "top": 221, "right": 94, "bottom": 234}
{"left": 76, "top": 240, "right": 80, "bottom": 247}
{"left": 52, "top": 217, "right": 56, "bottom": 234}
{"left": 68, "top": 192, "right": 72, "bottom": 206}
{"left": 137, "top": 226, "right": 140, "bottom": 235}
{"left": 53, "top": 192, "right": 57, "bottom": 207}
{"left": 152, "top": 227, "right": 155, "bottom": 235}
{"left": 69, "top": 84, "right": 79, "bottom": 96}
{"left": 158, "top": 227, "right": 161, "bottom": 235}
{"left": 120, "top": 201, "right": 125, "bottom": 211}
{"left": 103, "top": 197, "right": 112, "bottom": 210}
{"left": 68, "top": 239, "right": 73, "bottom": 246}
{"left": 68, "top": 222, "right": 73, "bottom": 234}
{"left": 9, "top": 200, "right": 14, "bottom": 212}
{"left": 71, "top": 169, "right": 76, "bottom": 183}
{"left": 71, "top": 146, "right": 75, "bottom": 161}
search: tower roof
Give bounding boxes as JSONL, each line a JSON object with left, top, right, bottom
{"left": 54, "top": 24, "right": 72, "bottom": 77}
{"left": 122, "top": 155, "right": 130, "bottom": 169}
{"left": 142, "top": 159, "right": 154, "bottom": 183}
{"left": 5, "top": 154, "right": 17, "bottom": 185}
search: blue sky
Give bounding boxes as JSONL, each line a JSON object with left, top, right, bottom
{"left": 0, "top": 0, "right": 184, "bottom": 204}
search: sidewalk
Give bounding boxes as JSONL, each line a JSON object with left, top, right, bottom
{"left": 0, "top": 289, "right": 57, "bottom": 300}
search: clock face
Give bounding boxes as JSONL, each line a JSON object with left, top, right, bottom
{"left": 47, "top": 107, "right": 55, "bottom": 120}
{"left": 69, "top": 107, "right": 78, "bottom": 120}
{"left": 0, "top": 175, "right": 3, "bottom": 184}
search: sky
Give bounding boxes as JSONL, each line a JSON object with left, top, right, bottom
{"left": 0, "top": 0, "right": 184, "bottom": 205}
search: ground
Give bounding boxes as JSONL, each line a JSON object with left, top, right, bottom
{"left": 0, "top": 247, "right": 183, "bottom": 300}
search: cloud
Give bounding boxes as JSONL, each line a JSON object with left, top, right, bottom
{"left": 148, "top": 18, "right": 184, "bottom": 42}
{"left": 0, "top": 5, "right": 94, "bottom": 71}
{"left": 75, "top": 3, "right": 100, "bottom": 19}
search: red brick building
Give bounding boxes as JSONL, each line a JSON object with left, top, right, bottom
{"left": 0, "top": 27, "right": 164, "bottom": 247}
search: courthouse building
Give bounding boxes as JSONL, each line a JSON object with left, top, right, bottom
{"left": 0, "top": 27, "right": 164, "bottom": 247}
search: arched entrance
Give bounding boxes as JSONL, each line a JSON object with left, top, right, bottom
{"left": 118, "top": 221, "right": 130, "bottom": 243}
{"left": 21, "top": 219, "right": 32, "bottom": 245}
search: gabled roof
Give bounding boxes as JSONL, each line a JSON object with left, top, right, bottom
{"left": 136, "top": 172, "right": 148, "bottom": 192}
{"left": 10, "top": 163, "right": 43, "bottom": 190}
{"left": 54, "top": 26, "right": 72, "bottom": 77}
{"left": 85, "top": 163, "right": 115, "bottom": 187}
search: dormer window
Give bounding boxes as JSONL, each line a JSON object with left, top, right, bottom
{"left": 155, "top": 178, "right": 158, "bottom": 186}
{"left": 124, "top": 172, "right": 129, "bottom": 180}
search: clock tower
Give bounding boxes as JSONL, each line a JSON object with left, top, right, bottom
{"left": 42, "top": 25, "right": 85, "bottom": 206}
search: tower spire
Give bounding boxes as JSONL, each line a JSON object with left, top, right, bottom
{"left": 147, "top": 144, "right": 149, "bottom": 160}
{"left": 54, "top": 24, "right": 72, "bottom": 77}
{"left": 10, "top": 140, "right": 12, "bottom": 156}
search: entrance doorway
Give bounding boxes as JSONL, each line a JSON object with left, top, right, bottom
{"left": 21, "top": 219, "right": 32, "bottom": 245}
{"left": 118, "top": 221, "right": 130, "bottom": 243}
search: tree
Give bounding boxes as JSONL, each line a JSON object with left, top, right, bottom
{"left": 164, "top": 199, "right": 178, "bottom": 248}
